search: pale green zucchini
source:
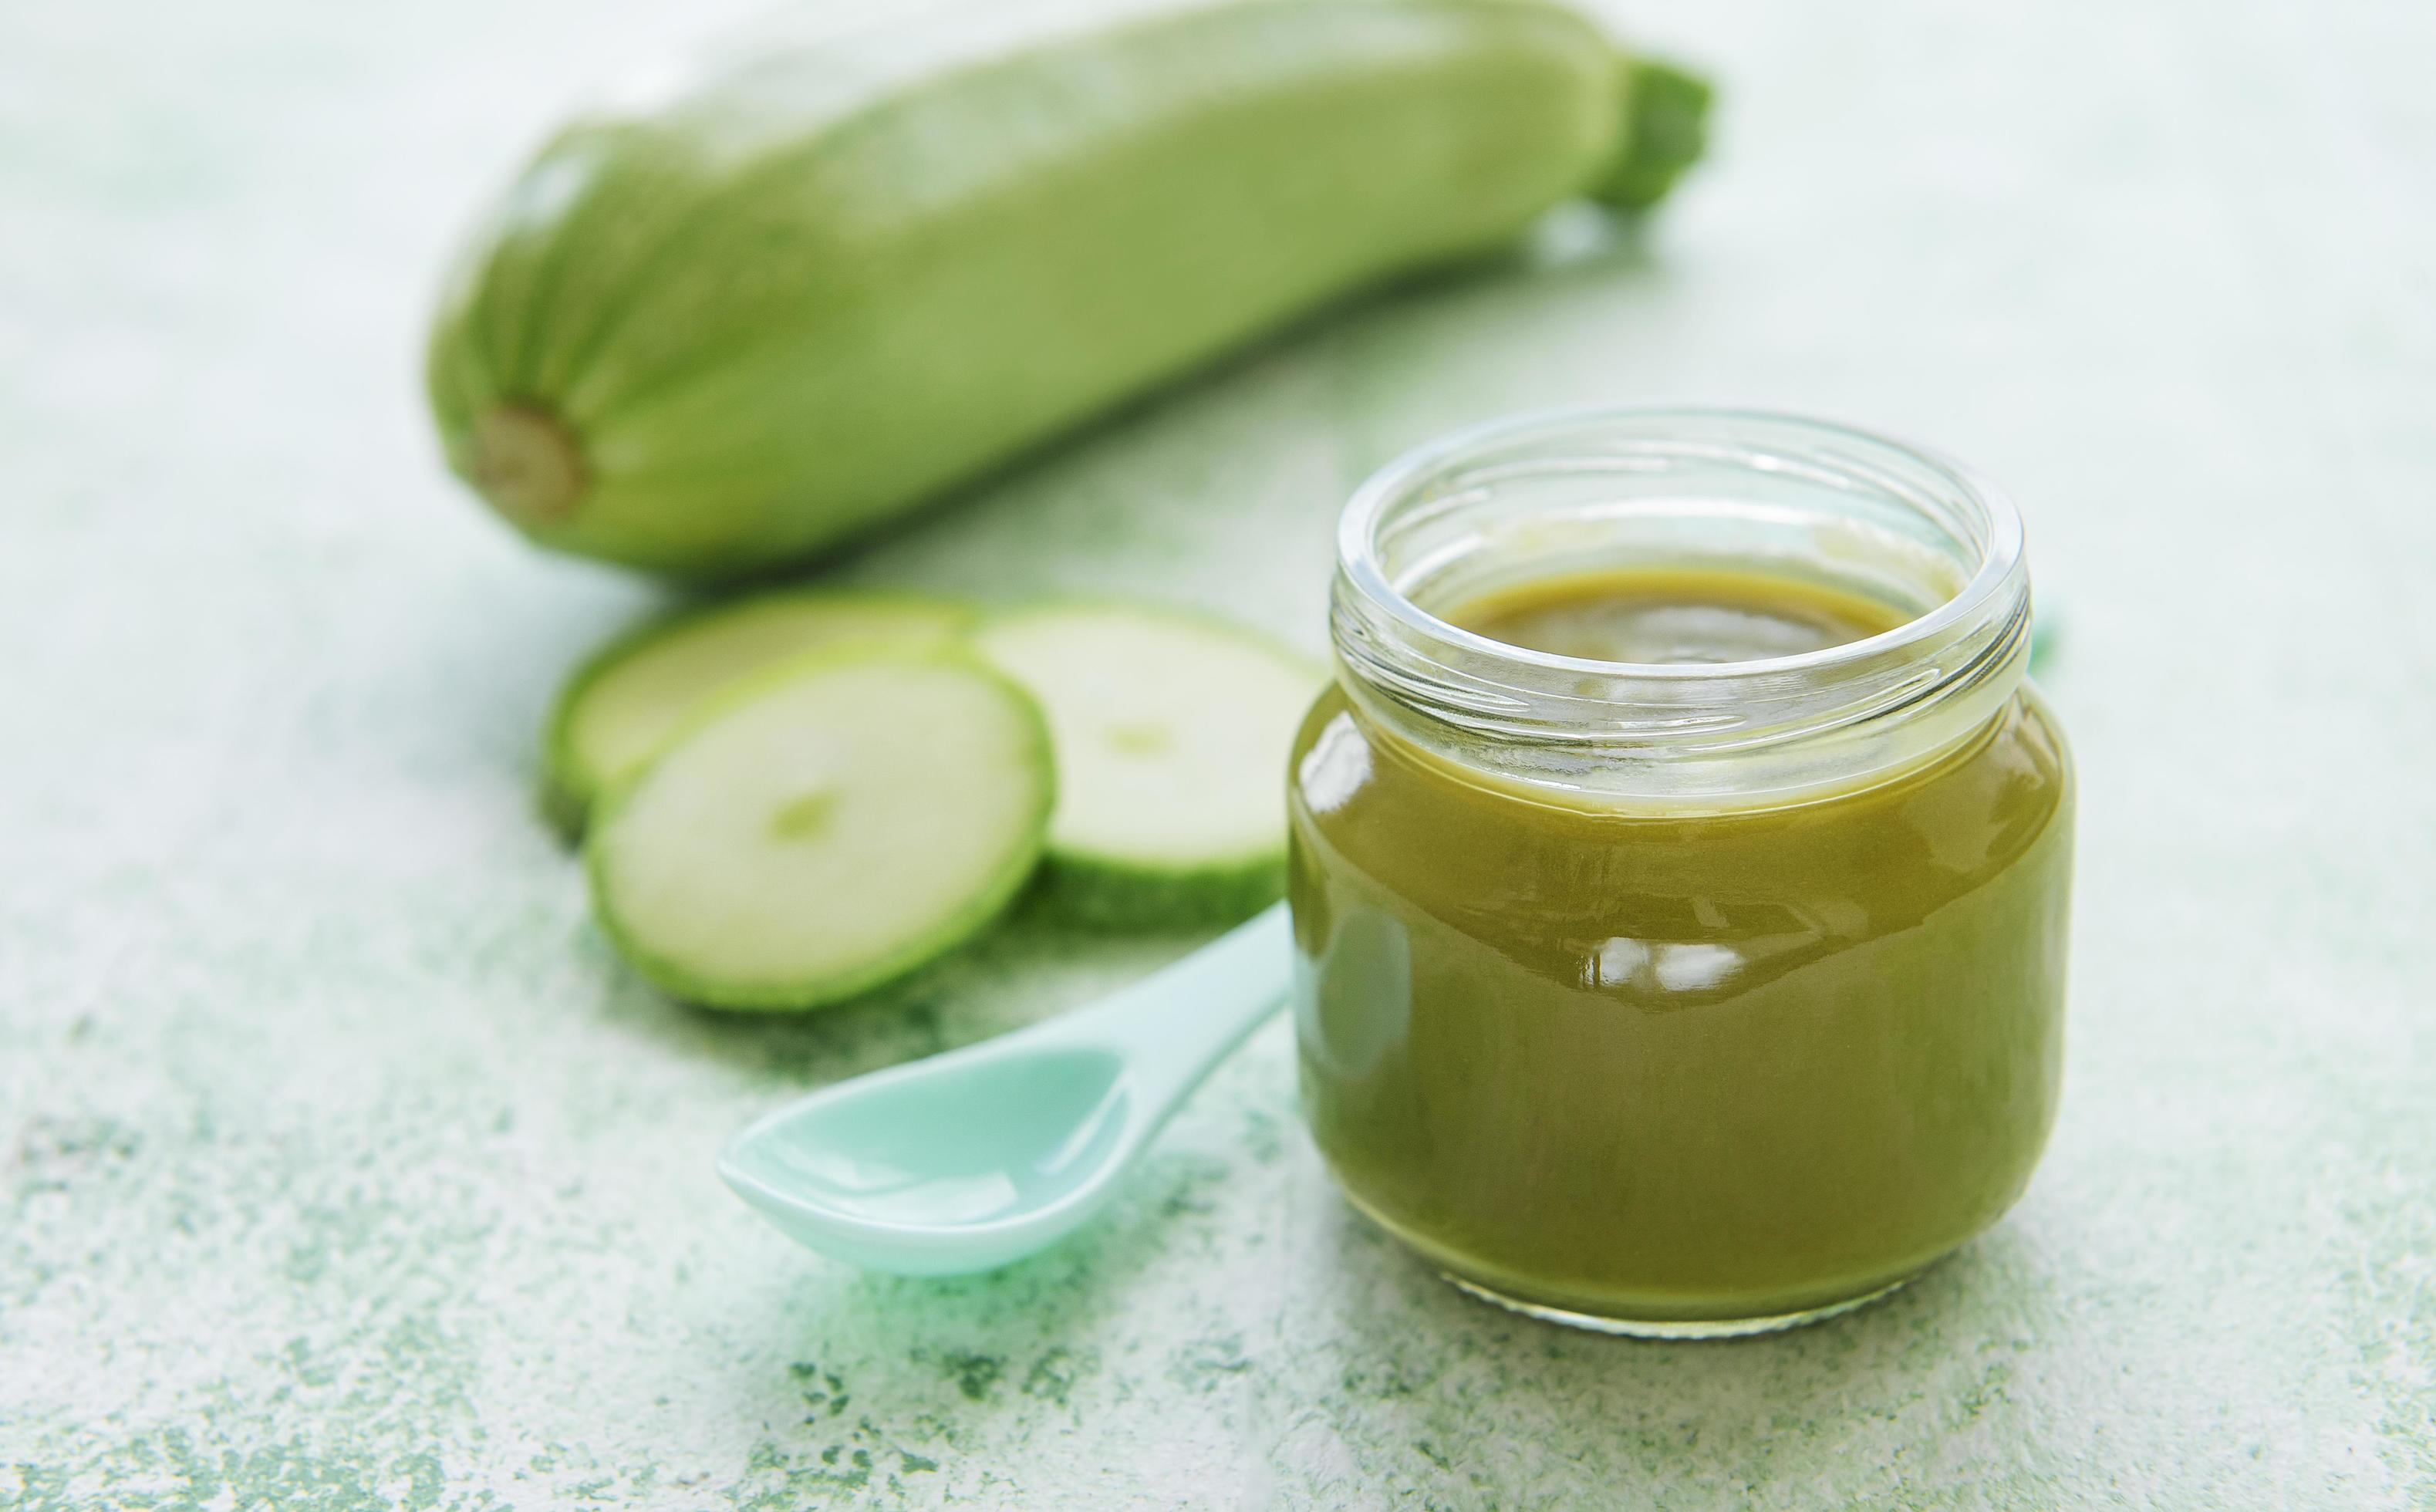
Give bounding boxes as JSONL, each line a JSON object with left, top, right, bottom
{"left": 427, "top": 0, "right": 1709, "bottom": 579}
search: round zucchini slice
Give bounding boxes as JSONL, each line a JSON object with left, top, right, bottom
{"left": 975, "top": 602, "right": 1319, "bottom": 927}
{"left": 587, "top": 648, "right": 1051, "bottom": 1009}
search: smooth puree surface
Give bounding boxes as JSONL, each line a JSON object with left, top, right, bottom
{"left": 1449, "top": 567, "right": 1908, "bottom": 664}
{"left": 1289, "top": 568, "right": 2073, "bottom": 1325}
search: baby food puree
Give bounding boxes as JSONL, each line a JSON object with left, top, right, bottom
{"left": 1288, "top": 410, "right": 2073, "bottom": 1335}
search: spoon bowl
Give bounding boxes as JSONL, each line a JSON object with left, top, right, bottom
{"left": 719, "top": 904, "right": 1291, "bottom": 1274}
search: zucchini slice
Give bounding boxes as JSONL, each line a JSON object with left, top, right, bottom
{"left": 587, "top": 648, "right": 1052, "bottom": 1009}
{"left": 976, "top": 602, "right": 1319, "bottom": 926}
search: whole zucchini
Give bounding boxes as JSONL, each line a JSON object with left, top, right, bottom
{"left": 427, "top": 0, "right": 1709, "bottom": 579}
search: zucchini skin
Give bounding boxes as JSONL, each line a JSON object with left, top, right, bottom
{"left": 429, "top": 0, "right": 1650, "bottom": 579}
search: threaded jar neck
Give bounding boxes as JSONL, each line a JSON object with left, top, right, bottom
{"left": 1329, "top": 407, "right": 2035, "bottom": 806}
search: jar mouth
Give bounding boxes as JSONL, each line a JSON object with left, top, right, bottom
{"left": 1329, "top": 406, "right": 2035, "bottom": 798}
{"left": 1339, "top": 404, "right": 2023, "bottom": 683}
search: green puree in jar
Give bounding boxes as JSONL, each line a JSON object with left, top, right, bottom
{"left": 1287, "top": 566, "right": 2074, "bottom": 1326}
{"left": 1455, "top": 566, "right": 1908, "bottom": 663}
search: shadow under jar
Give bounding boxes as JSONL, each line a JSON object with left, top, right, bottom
{"left": 1287, "top": 407, "right": 2074, "bottom": 1338}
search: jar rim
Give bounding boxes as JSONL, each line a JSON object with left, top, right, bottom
{"left": 1338, "top": 403, "right": 2026, "bottom": 684}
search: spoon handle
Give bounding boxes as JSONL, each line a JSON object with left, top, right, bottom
{"left": 1034, "top": 901, "right": 1293, "bottom": 1101}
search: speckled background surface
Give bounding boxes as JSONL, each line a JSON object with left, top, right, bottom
{"left": 5, "top": 0, "right": 2434, "bottom": 1506}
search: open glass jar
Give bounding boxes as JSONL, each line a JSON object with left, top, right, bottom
{"left": 1287, "top": 407, "right": 2074, "bottom": 1337}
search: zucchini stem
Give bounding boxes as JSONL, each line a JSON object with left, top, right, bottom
{"left": 1592, "top": 55, "right": 1714, "bottom": 213}
{"left": 471, "top": 405, "right": 586, "bottom": 526}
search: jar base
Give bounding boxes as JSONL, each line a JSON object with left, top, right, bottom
{"left": 1437, "top": 1271, "right": 1914, "bottom": 1339}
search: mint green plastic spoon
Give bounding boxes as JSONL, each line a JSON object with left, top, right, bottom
{"left": 718, "top": 903, "right": 1291, "bottom": 1274}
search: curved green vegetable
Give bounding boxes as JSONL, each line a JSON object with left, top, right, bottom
{"left": 427, "top": 0, "right": 1710, "bottom": 579}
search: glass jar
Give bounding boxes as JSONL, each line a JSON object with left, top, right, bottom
{"left": 1287, "top": 407, "right": 2074, "bottom": 1337}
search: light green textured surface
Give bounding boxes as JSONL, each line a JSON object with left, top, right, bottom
{"left": 3, "top": 0, "right": 2432, "bottom": 1507}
